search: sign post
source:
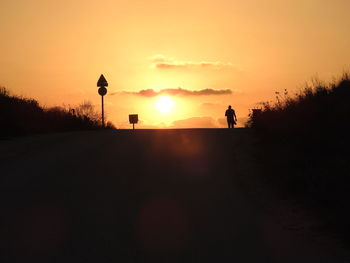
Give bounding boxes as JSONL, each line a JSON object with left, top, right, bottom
{"left": 129, "top": 114, "right": 138, "bottom": 130}
{"left": 97, "top": 74, "right": 108, "bottom": 127}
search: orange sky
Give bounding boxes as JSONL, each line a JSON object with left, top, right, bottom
{"left": 1, "top": 0, "right": 349, "bottom": 128}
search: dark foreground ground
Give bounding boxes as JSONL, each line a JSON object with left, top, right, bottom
{"left": 0, "top": 129, "right": 349, "bottom": 263}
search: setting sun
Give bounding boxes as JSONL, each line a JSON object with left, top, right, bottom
{"left": 156, "top": 96, "right": 174, "bottom": 114}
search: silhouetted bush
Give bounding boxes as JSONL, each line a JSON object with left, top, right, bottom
{"left": 248, "top": 73, "right": 350, "bottom": 239}
{"left": 0, "top": 87, "right": 115, "bottom": 137}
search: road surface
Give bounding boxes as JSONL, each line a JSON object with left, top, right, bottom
{"left": 0, "top": 129, "right": 348, "bottom": 263}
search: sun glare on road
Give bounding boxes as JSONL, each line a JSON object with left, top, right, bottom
{"left": 156, "top": 96, "right": 174, "bottom": 114}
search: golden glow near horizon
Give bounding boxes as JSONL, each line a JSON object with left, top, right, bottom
{"left": 1, "top": 0, "right": 349, "bottom": 128}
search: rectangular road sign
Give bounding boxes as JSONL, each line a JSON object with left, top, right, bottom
{"left": 129, "top": 114, "right": 138, "bottom": 124}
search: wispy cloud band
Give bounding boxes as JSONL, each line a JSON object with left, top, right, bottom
{"left": 110, "top": 87, "right": 232, "bottom": 97}
{"left": 149, "top": 55, "right": 233, "bottom": 69}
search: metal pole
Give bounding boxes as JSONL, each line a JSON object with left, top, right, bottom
{"left": 133, "top": 123, "right": 135, "bottom": 130}
{"left": 101, "top": 95, "right": 105, "bottom": 127}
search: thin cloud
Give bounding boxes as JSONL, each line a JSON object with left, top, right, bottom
{"left": 110, "top": 88, "right": 232, "bottom": 97}
{"left": 149, "top": 54, "right": 167, "bottom": 63}
{"left": 200, "top": 102, "right": 223, "bottom": 108}
{"left": 149, "top": 55, "right": 233, "bottom": 69}
{"left": 171, "top": 116, "right": 219, "bottom": 128}
{"left": 155, "top": 62, "right": 233, "bottom": 69}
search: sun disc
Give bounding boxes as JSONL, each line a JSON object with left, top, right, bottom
{"left": 156, "top": 96, "right": 174, "bottom": 114}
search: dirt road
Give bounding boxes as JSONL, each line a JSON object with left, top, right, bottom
{"left": 0, "top": 129, "right": 348, "bottom": 262}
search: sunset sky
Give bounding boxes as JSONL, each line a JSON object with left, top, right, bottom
{"left": 1, "top": 0, "right": 349, "bottom": 128}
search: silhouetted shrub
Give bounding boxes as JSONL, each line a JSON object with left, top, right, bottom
{"left": 75, "top": 100, "right": 100, "bottom": 122}
{"left": 0, "top": 87, "right": 115, "bottom": 137}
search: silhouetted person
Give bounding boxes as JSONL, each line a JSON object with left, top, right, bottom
{"left": 225, "top": 105, "right": 237, "bottom": 128}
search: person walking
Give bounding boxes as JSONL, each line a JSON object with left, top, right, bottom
{"left": 225, "top": 105, "right": 237, "bottom": 128}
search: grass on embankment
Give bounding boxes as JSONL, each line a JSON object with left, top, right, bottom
{"left": 247, "top": 73, "right": 350, "bottom": 241}
{"left": 0, "top": 87, "right": 115, "bottom": 138}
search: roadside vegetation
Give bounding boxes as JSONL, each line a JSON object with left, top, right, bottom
{"left": 0, "top": 87, "right": 115, "bottom": 138}
{"left": 247, "top": 73, "right": 350, "bottom": 241}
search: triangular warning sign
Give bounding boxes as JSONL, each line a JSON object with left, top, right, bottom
{"left": 97, "top": 74, "right": 108, "bottom": 87}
